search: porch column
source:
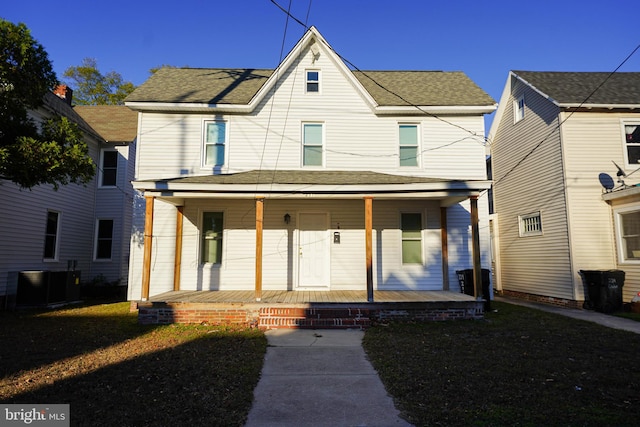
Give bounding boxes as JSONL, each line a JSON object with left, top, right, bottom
{"left": 173, "top": 206, "right": 184, "bottom": 291}
{"left": 470, "top": 196, "right": 482, "bottom": 298}
{"left": 364, "top": 196, "right": 374, "bottom": 302}
{"left": 255, "top": 197, "right": 264, "bottom": 301}
{"left": 440, "top": 206, "right": 449, "bottom": 290}
{"left": 141, "top": 196, "right": 155, "bottom": 301}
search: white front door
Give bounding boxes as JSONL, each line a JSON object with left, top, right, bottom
{"left": 298, "top": 213, "right": 330, "bottom": 288}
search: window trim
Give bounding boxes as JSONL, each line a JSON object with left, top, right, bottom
{"left": 514, "top": 95, "right": 525, "bottom": 123}
{"left": 518, "top": 211, "right": 542, "bottom": 237}
{"left": 621, "top": 120, "right": 640, "bottom": 168}
{"left": 43, "top": 210, "right": 61, "bottom": 261}
{"left": 200, "top": 210, "right": 225, "bottom": 265}
{"left": 398, "top": 123, "right": 420, "bottom": 168}
{"left": 400, "top": 212, "right": 424, "bottom": 265}
{"left": 99, "top": 149, "right": 118, "bottom": 187}
{"left": 614, "top": 205, "right": 640, "bottom": 263}
{"left": 94, "top": 218, "right": 114, "bottom": 261}
{"left": 305, "top": 70, "right": 320, "bottom": 93}
{"left": 202, "top": 120, "right": 228, "bottom": 168}
{"left": 302, "top": 122, "right": 324, "bottom": 167}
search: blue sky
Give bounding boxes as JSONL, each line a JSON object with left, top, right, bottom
{"left": 4, "top": 0, "right": 640, "bottom": 127}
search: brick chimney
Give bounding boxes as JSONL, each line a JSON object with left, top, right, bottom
{"left": 53, "top": 84, "right": 73, "bottom": 105}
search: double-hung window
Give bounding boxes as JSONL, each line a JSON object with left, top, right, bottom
{"left": 302, "top": 123, "right": 323, "bottom": 167}
{"left": 399, "top": 124, "right": 419, "bottom": 167}
{"left": 306, "top": 70, "right": 319, "bottom": 93}
{"left": 100, "top": 150, "right": 118, "bottom": 187}
{"left": 203, "top": 121, "right": 226, "bottom": 167}
{"left": 514, "top": 95, "right": 525, "bottom": 123}
{"left": 401, "top": 213, "right": 423, "bottom": 264}
{"left": 202, "top": 212, "right": 223, "bottom": 264}
{"left": 44, "top": 211, "right": 60, "bottom": 260}
{"left": 95, "top": 219, "right": 114, "bottom": 260}
{"left": 519, "top": 212, "right": 542, "bottom": 237}
{"left": 615, "top": 207, "right": 640, "bottom": 261}
{"left": 623, "top": 123, "right": 640, "bottom": 166}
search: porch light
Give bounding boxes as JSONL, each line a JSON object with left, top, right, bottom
{"left": 284, "top": 213, "right": 291, "bottom": 224}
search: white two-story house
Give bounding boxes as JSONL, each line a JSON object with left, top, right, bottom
{"left": 125, "top": 27, "right": 496, "bottom": 304}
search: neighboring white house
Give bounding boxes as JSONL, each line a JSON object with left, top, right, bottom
{"left": 125, "top": 27, "right": 496, "bottom": 301}
{"left": 488, "top": 70, "right": 640, "bottom": 307}
{"left": 0, "top": 88, "right": 137, "bottom": 308}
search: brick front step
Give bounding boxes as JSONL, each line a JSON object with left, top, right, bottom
{"left": 259, "top": 307, "right": 372, "bottom": 329}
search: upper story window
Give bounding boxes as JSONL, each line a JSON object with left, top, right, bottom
{"left": 306, "top": 70, "right": 320, "bottom": 93}
{"left": 514, "top": 95, "right": 525, "bottom": 123}
{"left": 519, "top": 211, "right": 542, "bottom": 237}
{"left": 615, "top": 207, "right": 640, "bottom": 262}
{"left": 100, "top": 150, "right": 118, "bottom": 187}
{"left": 203, "top": 121, "right": 226, "bottom": 167}
{"left": 399, "top": 124, "right": 419, "bottom": 167}
{"left": 44, "top": 210, "right": 60, "bottom": 260}
{"left": 95, "top": 219, "right": 114, "bottom": 260}
{"left": 302, "top": 123, "right": 323, "bottom": 167}
{"left": 401, "top": 213, "right": 423, "bottom": 264}
{"left": 623, "top": 123, "right": 640, "bottom": 166}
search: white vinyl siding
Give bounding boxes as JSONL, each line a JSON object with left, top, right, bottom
{"left": 302, "top": 123, "right": 323, "bottom": 167}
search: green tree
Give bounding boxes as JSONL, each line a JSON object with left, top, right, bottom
{"left": 0, "top": 19, "right": 95, "bottom": 189}
{"left": 63, "top": 58, "right": 135, "bottom": 105}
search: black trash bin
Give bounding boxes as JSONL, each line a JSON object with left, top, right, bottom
{"left": 580, "top": 270, "right": 625, "bottom": 313}
{"left": 456, "top": 268, "right": 491, "bottom": 310}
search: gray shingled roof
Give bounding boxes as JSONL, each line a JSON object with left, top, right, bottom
{"left": 353, "top": 71, "right": 494, "bottom": 106}
{"left": 153, "top": 170, "right": 452, "bottom": 185}
{"left": 126, "top": 67, "right": 494, "bottom": 107}
{"left": 74, "top": 105, "right": 138, "bottom": 142}
{"left": 125, "top": 68, "right": 274, "bottom": 104}
{"left": 515, "top": 71, "right": 640, "bottom": 105}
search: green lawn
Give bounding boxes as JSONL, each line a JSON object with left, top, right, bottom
{"left": 0, "top": 301, "right": 267, "bottom": 426}
{"left": 363, "top": 301, "right": 640, "bottom": 427}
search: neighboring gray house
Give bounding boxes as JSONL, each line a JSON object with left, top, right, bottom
{"left": 488, "top": 71, "right": 640, "bottom": 307}
{"left": 0, "top": 88, "right": 138, "bottom": 308}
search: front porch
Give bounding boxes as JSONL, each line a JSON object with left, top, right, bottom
{"left": 134, "top": 290, "right": 484, "bottom": 328}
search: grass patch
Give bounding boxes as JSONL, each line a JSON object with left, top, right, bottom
{"left": 0, "top": 302, "right": 267, "bottom": 426}
{"left": 363, "top": 301, "right": 640, "bottom": 427}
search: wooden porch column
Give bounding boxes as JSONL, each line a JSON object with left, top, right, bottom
{"left": 173, "top": 206, "right": 184, "bottom": 291}
{"left": 141, "top": 196, "right": 155, "bottom": 301}
{"left": 255, "top": 197, "right": 264, "bottom": 301}
{"left": 364, "top": 196, "right": 374, "bottom": 302}
{"left": 440, "top": 206, "right": 449, "bottom": 290}
{"left": 470, "top": 196, "right": 482, "bottom": 298}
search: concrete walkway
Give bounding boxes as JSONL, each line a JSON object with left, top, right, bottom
{"left": 495, "top": 296, "right": 640, "bottom": 334}
{"left": 244, "top": 329, "right": 413, "bottom": 427}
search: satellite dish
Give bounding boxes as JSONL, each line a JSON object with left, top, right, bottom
{"left": 613, "top": 161, "right": 626, "bottom": 177}
{"left": 599, "top": 173, "right": 615, "bottom": 191}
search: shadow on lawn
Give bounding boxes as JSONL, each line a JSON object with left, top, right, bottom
{"left": 1, "top": 332, "right": 266, "bottom": 427}
{"left": 0, "top": 303, "right": 152, "bottom": 378}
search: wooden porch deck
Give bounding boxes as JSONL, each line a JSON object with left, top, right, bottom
{"left": 148, "top": 290, "right": 476, "bottom": 304}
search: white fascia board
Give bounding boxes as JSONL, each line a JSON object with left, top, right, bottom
{"left": 133, "top": 180, "right": 491, "bottom": 194}
{"left": 151, "top": 190, "right": 483, "bottom": 201}
{"left": 560, "top": 103, "right": 640, "bottom": 110}
{"left": 124, "top": 101, "right": 252, "bottom": 113}
{"left": 512, "top": 72, "right": 559, "bottom": 106}
{"left": 374, "top": 105, "right": 497, "bottom": 116}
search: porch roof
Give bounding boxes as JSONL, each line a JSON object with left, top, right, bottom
{"left": 133, "top": 170, "right": 491, "bottom": 203}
